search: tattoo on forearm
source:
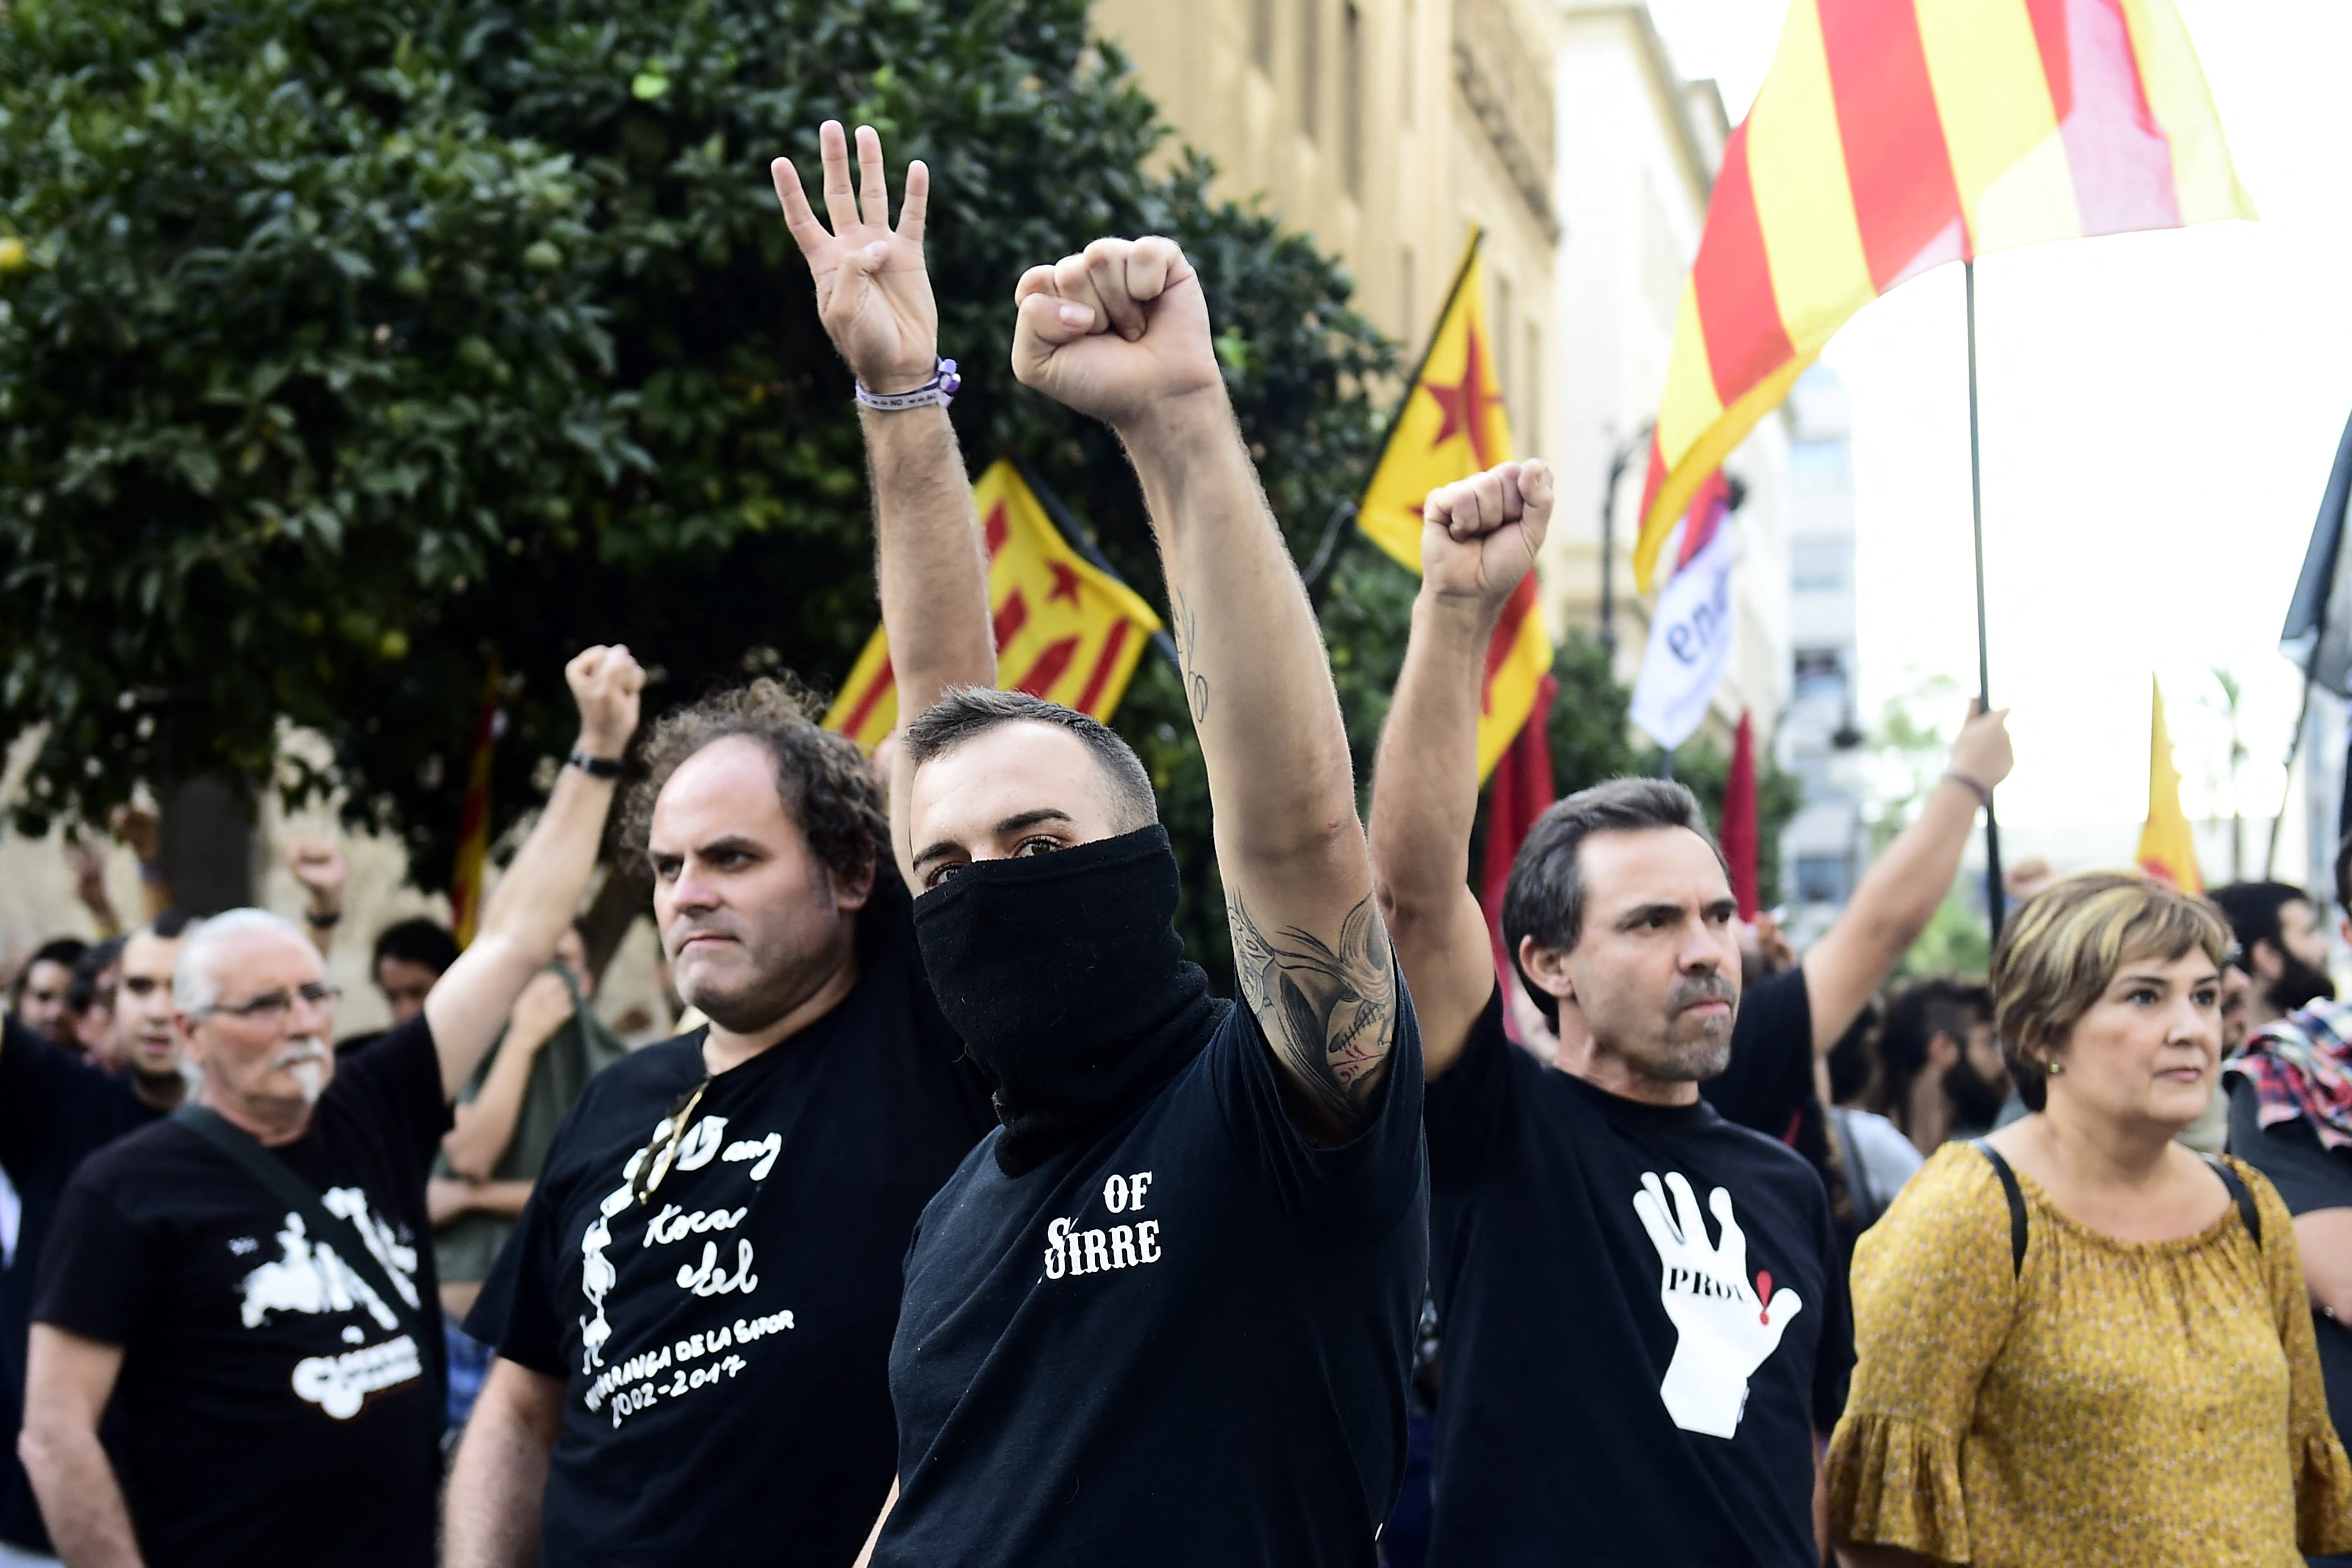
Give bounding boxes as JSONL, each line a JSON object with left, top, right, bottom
{"left": 1228, "top": 892, "right": 1398, "bottom": 1132}
{"left": 1169, "top": 592, "right": 1210, "bottom": 723}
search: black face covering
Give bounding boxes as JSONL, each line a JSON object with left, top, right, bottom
{"left": 913, "top": 825, "right": 1223, "bottom": 1175}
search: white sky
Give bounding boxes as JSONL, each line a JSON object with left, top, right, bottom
{"left": 1644, "top": 0, "right": 2352, "bottom": 829}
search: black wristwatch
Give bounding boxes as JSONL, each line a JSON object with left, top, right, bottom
{"left": 567, "top": 747, "right": 625, "bottom": 779}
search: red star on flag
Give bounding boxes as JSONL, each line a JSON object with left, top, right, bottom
{"left": 1422, "top": 323, "right": 1501, "bottom": 469}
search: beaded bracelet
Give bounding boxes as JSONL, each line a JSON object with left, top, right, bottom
{"left": 855, "top": 357, "right": 961, "bottom": 412}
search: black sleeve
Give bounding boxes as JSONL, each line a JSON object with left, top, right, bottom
{"left": 30, "top": 1177, "right": 154, "bottom": 1346}
{"left": 875, "top": 884, "right": 1001, "bottom": 1142}
{"left": 466, "top": 1171, "right": 567, "bottom": 1377}
{"left": 1702, "top": 967, "right": 1813, "bottom": 1142}
{"left": 2228, "top": 1078, "right": 2352, "bottom": 1217}
{"left": 331, "top": 1012, "right": 456, "bottom": 1168}
{"left": 0, "top": 1016, "right": 80, "bottom": 1180}
{"left": 1423, "top": 988, "right": 1528, "bottom": 1186}
{"left": 1210, "top": 966, "right": 1427, "bottom": 1241}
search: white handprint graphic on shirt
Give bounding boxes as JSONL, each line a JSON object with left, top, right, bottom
{"left": 1631, "top": 1170, "right": 1803, "bottom": 1439}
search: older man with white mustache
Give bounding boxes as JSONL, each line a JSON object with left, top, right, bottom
{"left": 18, "top": 645, "right": 642, "bottom": 1568}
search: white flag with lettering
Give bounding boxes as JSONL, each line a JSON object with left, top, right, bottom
{"left": 1630, "top": 522, "right": 1735, "bottom": 750}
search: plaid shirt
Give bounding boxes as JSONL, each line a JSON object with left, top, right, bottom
{"left": 2230, "top": 997, "right": 2352, "bottom": 1152}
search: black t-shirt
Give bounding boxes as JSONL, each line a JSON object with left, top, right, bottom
{"left": 876, "top": 989, "right": 1427, "bottom": 1568}
{"left": 0, "top": 1017, "right": 165, "bottom": 1549}
{"left": 32, "top": 1016, "right": 451, "bottom": 1568}
{"left": 1702, "top": 966, "right": 1814, "bottom": 1145}
{"left": 1425, "top": 991, "right": 1850, "bottom": 1568}
{"left": 2227, "top": 1078, "right": 2352, "bottom": 1446}
{"left": 467, "top": 896, "right": 996, "bottom": 1568}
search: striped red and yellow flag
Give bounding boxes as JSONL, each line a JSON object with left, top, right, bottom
{"left": 1636, "top": 0, "right": 2253, "bottom": 590}
{"left": 824, "top": 459, "right": 1164, "bottom": 746}
{"left": 1358, "top": 236, "right": 1552, "bottom": 783}
{"left": 448, "top": 658, "right": 502, "bottom": 948}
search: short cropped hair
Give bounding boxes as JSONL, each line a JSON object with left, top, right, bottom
{"left": 2207, "top": 881, "right": 2311, "bottom": 961}
{"left": 1872, "top": 977, "right": 1993, "bottom": 1117}
{"left": 620, "top": 676, "right": 888, "bottom": 888}
{"left": 901, "top": 687, "right": 1157, "bottom": 833}
{"left": 1502, "top": 777, "right": 1725, "bottom": 1025}
{"left": 1990, "top": 872, "right": 2228, "bottom": 1112}
{"left": 372, "top": 918, "right": 459, "bottom": 979}
{"left": 177, "top": 910, "right": 321, "bottom": 1013}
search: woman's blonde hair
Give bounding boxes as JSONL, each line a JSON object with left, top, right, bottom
{"left": 1989, "top": 871, "right": 2228, "bottom": 1111}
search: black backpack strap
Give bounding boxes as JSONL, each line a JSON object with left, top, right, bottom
{"left": 172, "top": 1105, "right": 435, "bottom": 1362}
{"left": 2202, "top": 1153, "right": 2262, "bottom": 1247}
{"left": 1973, "top": 1139, "right": 2029, "bottom": 1277}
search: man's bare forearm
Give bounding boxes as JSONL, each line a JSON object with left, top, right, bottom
{"left": 1121, "top": 393, "right": 1359, "bottom": 868}
{"left": 20, "top": 1424, "right": 144, "bottom": 1567}
{"left": 867, "top": 405, "right": 993, "bottom": 717}
{"left": 445, "top": 1361, "right": 562, "bottom": 1568}
{"left": 1373, "top": 590, "right": 1497, "bottom": 933}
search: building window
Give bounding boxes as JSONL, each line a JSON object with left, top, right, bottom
{"left": 1342, "top": 2, "right": 1364, "bottom": 197}
{"left": 1522, "top": 320, "right": 1540, "bottom": 454}
{"left": 1493, "top": 270, "right": 1514, "bottom": 421}
{"left": 1252, "top": 0, "right": 1275, "bottom": 74}
{"left": 1299, "top": 0, "right": 1321, "bottom": 139}
{"left": 1789, "top": 439, "right": 1849, "bottom": 478}
{"left": 1791, "top": 539, "right": 1850, "bottom": 594}
{"left": 1795, "top": 855, "right": 1850, "bottom": 907}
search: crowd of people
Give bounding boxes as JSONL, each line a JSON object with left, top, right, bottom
{"left": 0, "top": 121, "right": 2345, "bottom": 1567}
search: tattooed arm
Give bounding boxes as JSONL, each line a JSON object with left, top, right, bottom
{"left": 1009, "top": 237, "right": 1396, "bottom": 1141}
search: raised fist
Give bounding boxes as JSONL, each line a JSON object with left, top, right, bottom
{"left": 773, "top": 121, "right": 939, "bottom": 395}
{"left": 282, "top": 837, "right": 348, "bottom": 913}
{"left": 1949, "top": 699, "right": 2014, "bottom": 794}
{"left": 1632, "top": 1170, "right": 1803, "bottom": 1439}
{"left": 1009, "top": 237, "right": 1223, "bottom": 429}
{"left": 566, "top": 644, "right": 645, "bottom": 760}
{"left": 1421, "top": 459, "right": 1553, "bottom": 614}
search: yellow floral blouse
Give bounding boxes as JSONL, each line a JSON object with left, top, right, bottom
{"left": 1826, "top": 1143, "right": 2352, "bottom": 1567}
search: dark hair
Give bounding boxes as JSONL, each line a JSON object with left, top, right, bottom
{"left": 2335, "top": 832, "right": 2352, "bottom": 917}
{"left": 620, "top": 676, "right": 888, "bottom": 889}
{"left": 372, "top": 918, "right": 459, "bottom": 978}
{"left": 67, "top": 935, "right": 125, "bottom": 1013}
{"left": 1871, "top": 977, "right": 1991, "bottom": 1120}
{"left": 1501, "top": 777, "right": 1724, "bottom": 1025}
{"left": 9, "top": 937, "right": 88, "bottom": 1006}
{"left": 149, "top": 909, "right": 199, "bottom": 940}
{"left": 1824, "top": 994, "right": 1885, "bottom": 1106}
{"left": 2206, "top": 881, "right": 2311, "bottom": 963}
{"left": 901, "top": 687, "right": 1157, "bottom": 833}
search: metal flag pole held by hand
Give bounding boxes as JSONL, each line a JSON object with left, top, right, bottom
{"left": 1965, "top": 261, "right": 2006, "bottom": 938}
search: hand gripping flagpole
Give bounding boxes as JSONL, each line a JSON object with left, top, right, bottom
{"left": 1965, "top": 260, "right": 2006, "bottom": 938}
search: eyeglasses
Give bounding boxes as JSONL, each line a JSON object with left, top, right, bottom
{"left": 631, "top": 1076, "right": 713, "bottom": 1206}
{"left": 197, "top": 983, "right": 342, "bottom": 1026}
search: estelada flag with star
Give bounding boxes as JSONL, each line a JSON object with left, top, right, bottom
{"left": 825, "top": 459, "right": 1164, "bottom": 746}
{"left": 1357, "top": 232, "right": 1551, "bottom": 782}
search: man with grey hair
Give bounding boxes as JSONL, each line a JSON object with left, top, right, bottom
{"left": 1368, "top": 464, "right": 1849, "bottom": 1567}
{"left": 0, "top": 913, "right": 198, "bottom": 1563}
{"left": 20, "top": 646, "right": 641, "bottom": 1568}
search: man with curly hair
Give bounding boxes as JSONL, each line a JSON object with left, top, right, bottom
{"left": 446, "top": 124, "right": 998, "bottom": 1568}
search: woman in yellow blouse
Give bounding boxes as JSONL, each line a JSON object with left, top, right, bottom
{"left": 1827, "top": 872, "right": 2352, "bottom": 1567}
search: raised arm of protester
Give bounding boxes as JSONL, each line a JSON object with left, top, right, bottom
{"left": 424, "top": 646, "right": 642, "bottom": 1099}
{"left": 283, "top": 836, "right": 349, "bottom": 957}
{"left": 1368, "top": 461, "right": 1553, "bottom": 1080}
{"left": 773, "top": 121, "right": 993, "bottom": 873}
{"left": 1008, "top": 237, "right": 1396, "bottom": 1138}
{"left": 1794, "top": 704, "right": 2011, "bottom": 1055}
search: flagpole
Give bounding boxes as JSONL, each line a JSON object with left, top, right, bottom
{"left": 1965, "top": 259, "right": 2006, "bottom": 937}
{"left": 1009, "top": 454, "right": 1186, "bottom": 679}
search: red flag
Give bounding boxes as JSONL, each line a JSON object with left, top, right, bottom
{"left": 1722, "top": 710, "right": 1758, "bottom": 922}
{"left": 1481, "top": 674, "right": 1559, "bottom": 1007}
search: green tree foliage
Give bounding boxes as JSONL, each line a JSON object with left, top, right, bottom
{"left": 1545, "top": 630, "right": 1638, "bottom": 795}
{"left": 1673, "top": 737, "right": 1803, "bottom": 912}
{"left": 0, "top": 0, "right": 1404, "bottom": 965}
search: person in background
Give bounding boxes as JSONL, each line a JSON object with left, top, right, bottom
{"left": 6, "top": 941, "right": 86, "bottom": 1047}
{"left": 1823, "top": 998, "right": 1922, "bottom": 1239}
{"left": 430, "top": 925, "right": 625, "bottom": 1429}
{"left": 2226, "top": 837, "right": 2352, "bottom": 1568}
{"left": 336, "top": 919, "right": 464, "bottom": 1057}
{"left": 1872, "top": 978, "right": 2004, "bottom": 1155}
{"left": 65, "top": 939, "right": 123, "bottom": 1065}
{"left": 1701, "top": 707, "right": 2014, "bottom": 1185}
{"left": 2212, "top": 880, "right": 2338, "bottom": 1031}
{"left": 18, "top": 646, "right": 641, "bottom": 1568}
{"left": 1829, "top": 873, "right": 2351, "bottom": 1567}
{"left": 0, "top": 914, "right": 198, "bottom": 1565}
